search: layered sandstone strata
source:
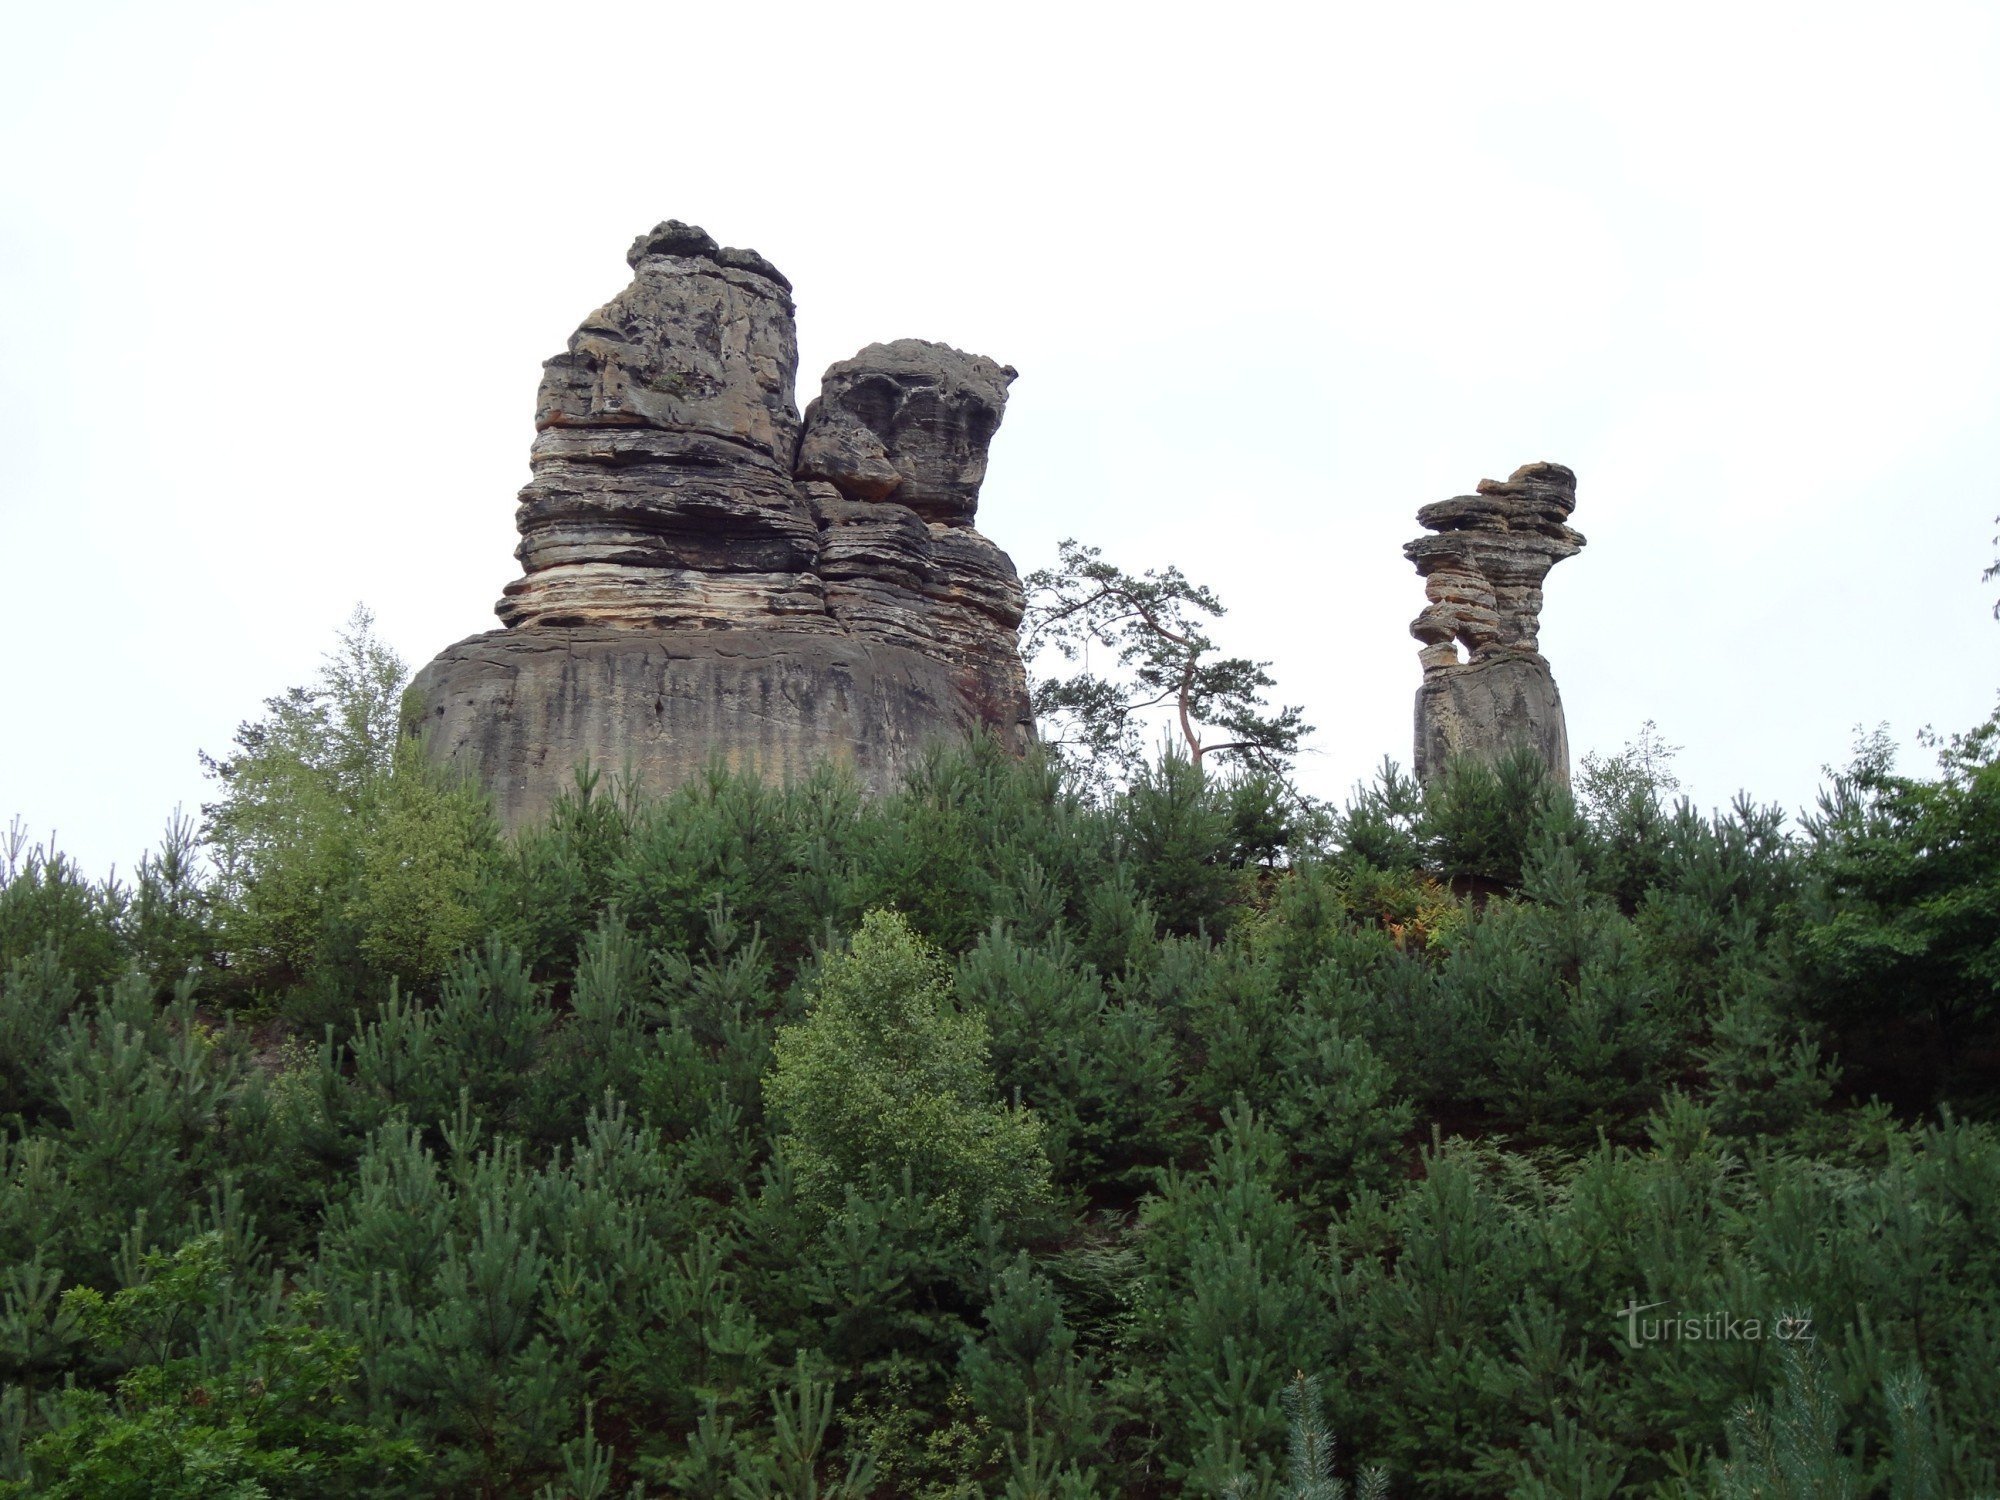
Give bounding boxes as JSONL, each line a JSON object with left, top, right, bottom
{"left": 798, "top": 340, "right": 1030, "bottom": 735}
{"left": 1404, "top": 462, "right": 1585, "bottom": 781}
{"left": 411, "top": 223, "right": 1034, "bottom": 827}
{"left": 499, "top": 222, "right": 824, "bottom": 631}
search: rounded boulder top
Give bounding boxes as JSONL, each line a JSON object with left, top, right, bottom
{"left": 624, "top": 219, "right": 792, "bottom": 292}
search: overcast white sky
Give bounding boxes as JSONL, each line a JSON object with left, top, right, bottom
{"left": 4, "top": 0, "right": 1997, "bottom": 875}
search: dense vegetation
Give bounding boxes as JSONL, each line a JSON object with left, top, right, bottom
{"left": 2, "top": 615, "right": 1997, "bottom": 1496}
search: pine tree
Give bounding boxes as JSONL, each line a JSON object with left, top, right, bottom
{"left": 1219, "top": 1372, "right": 1387, "bottom": 1500}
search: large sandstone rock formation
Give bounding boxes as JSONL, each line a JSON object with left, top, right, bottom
{"left": 411, "top": 223, "right": 1033, "bottom": 829}
{"left": 1404, "top": 462, "right": 1585, "bottom": 782}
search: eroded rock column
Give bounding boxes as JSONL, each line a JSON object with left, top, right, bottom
{"left": 796, "top": 339, "right": 1031, "bottom": 730}
{"left": 501, "top": 222, "right": 826, "bottom": 630}
{"left": 1404, "top": 461, "right": 1585, "bottom": 781}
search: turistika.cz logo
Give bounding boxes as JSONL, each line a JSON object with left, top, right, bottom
{"left": 1615, "top": 1299, "right": 1814, "bottom": 1349}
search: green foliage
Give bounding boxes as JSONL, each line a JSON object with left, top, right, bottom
{"left": 6, "top": 1234, "right": 416, "bottom": 1498}
{"left": 1800, "top": 703, "right": 2000, "bottom": 1107}
{"left": 729, "top": 1353, "right": 878, "bottom": 1499}
{"left": 1575, "top": 721, "right": 1683, "bottom": 910}
{"left": 0, "top": 946, "right": 79, "bottom": 1128}
{"left": 1220, "top": 1371, "right": 1387, "bottom": 1500}
{"left": 765, "top": 910, "right": 1054, "bottom": 1232}
{"left": 957, "top": 923, "right": 1184, "bottom": 1192}
{"left": 487, "top": 766, "right": 641, "bottom": 982}
{"left": 0, "top": 824, "right": 128, "bottom": 1000}
{"left": 8, "top": 614, "right": 2000, "bottom": 1495}
{"left": 1718, "top": 1316, "right": 1853, "bottom": 1500}
{"left": 1119, "top": 748, "right": 1243, "bottom": 936}
{"left": 1332, "top": 759, "right": 1426, "bottom": 874}
{"left": 1024, "top": 538, "right": 1312, "bottom": 791}
{"left": 5, "top": 976, "right": 244, "bottom": 1282}
{"left": 1266, "top": 1006, "right": 1412, "bottom": 1208}
{"left": 348, "top": 736, "right": 500, "bottom": 985}
{"left": 960, "top": 1254, "right": 1104, "bottom": 1472}
{"left": 1695, "top": 987, "right": 1837, "bottom": 1141}
{"left": 1715, "top": 1317, "right": 1962, "bottom": 1500}
{"left": 203, "top": 606, "right": 408, "bottom": 997}
{"left": 1577, "top": 719, "right": 1683, "bottom": 815}
{"left": 1123, "top": 1105, "right": 1335, "bottom": 1489}
{"left": 1421, "top": 745, "right": 1560, "bottom": 888}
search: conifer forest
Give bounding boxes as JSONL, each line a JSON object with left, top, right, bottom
{"left": 2, "top": 611, "right": 1998, "bottom": 1497}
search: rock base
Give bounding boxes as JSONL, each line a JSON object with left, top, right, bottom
{"left": 1413, "top": 655, "right": 1571, "bottom": 784}
{"left": 411, "top": 627, "right": 1031, "bottom": 832}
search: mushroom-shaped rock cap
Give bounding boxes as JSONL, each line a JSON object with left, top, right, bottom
{"left": 796, "top": 339, "right": 1017, "bottom": 523}
{"left": 1405, "top": 459, "right": 1586, "bottom": 669}
{"left": 624, "top": 219, "right": 793, "bottom": 292}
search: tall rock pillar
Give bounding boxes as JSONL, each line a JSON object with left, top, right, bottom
{"left": 1404, "top": 461, "right": 1585, "bottom": 782}
{"left": 796, "top": 339, "right": 1031, "bottom": 735}
{"left": 498, "top": 222, "right": 825, "bottom": 631}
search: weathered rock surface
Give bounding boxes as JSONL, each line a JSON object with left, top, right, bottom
{"left": 412, "top": 223, "right": 1034, "bottom": 826}
{"left": 797, "top": 340, "right": 1017, "bottom": 523}
{"left": 501, "top": 222, "right": 824, "bottom": 631}
{"left": 1405, "top": 462, "right": 1585, "bottom": 781}
{"left": 797, "top": 340, "right": 1029, "bottom": 741}
{"left": 1413, "top": 657, "right": 1572, "bottom": 788}
{"left": 410, "top": 628, "right": 1000, "bottom": 831}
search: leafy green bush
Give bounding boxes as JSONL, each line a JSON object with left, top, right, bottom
{"left": 765, "top": 909, "right": 1054, "bottom": 1233}
{"left": 202, "top": 607, "right": 407, "bottom": 1000}
{"left": 349, "top": 738, "right": 500, "bottom": 985}
{"left": 5, "top": 1234, "right": 415, "bottom": 1498}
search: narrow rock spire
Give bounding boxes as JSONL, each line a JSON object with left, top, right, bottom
{"left": 1404, "top": 462, "right": 1585, "bottom": 781}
